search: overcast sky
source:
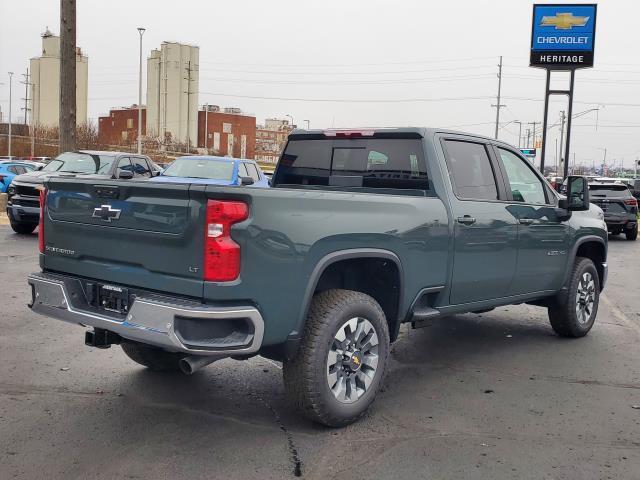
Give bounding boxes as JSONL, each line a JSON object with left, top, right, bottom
{"left": 1, "top": 0, "right": 638, "bottom": 169}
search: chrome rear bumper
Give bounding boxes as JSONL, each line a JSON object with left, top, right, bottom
{"left": 28, "top": 272, "right": 264, "bottom": 357}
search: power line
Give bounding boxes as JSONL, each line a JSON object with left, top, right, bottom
{"left": 199, "top": 92, "right": 494, "bottom": 103}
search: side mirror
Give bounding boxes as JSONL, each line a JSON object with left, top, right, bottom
{"left": 566, "top": 176, "right": 590, "bottom": 211}
{"left": 118, "top": 170, "right": 134, "bottom": 180}
{"left": 240, "top": 176, "right": 254, "bottom": 186}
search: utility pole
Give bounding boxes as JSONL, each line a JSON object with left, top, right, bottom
{"left": 558, "top": 111, "right": 566, "bottom": 177}
{"left": 59, "top": 0, "right": 77, "bottom": 153}
{"left": 526, "top": 128, "right": 531, "bottom": 148}
{"left": 184, "top": 60, "right": 195, "bottom": 153}
{"left": 21, "top": 69, "right": 34, "bottom": 156}
{"left": 635, "top": 158, "right": 638, "bottom": 180}
{"left": 8, "top": 72, "right": 13, "bottom": 157}
{"left": 492, "top": 56, "right": 504, "bottom": 139}
{"left": 204, "top": 103, "right": 208, "bottom": 151}
{"left": 528, "top": 121, "right": 541, "bottom": 149}
{"left": 137, "top": 27, "right": 145, "bottom": 155}
{"left": 602, "top": 147, "right": 607, "bottom": 175}
{"left": 21, "top": 69, "right": 30, "bottom": 124}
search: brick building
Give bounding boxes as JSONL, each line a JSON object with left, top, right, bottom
{"left": 197, "top": 106, "right": 256, "bottom": 159}
{"left": 98, "top": 106, "right": 146, "bottom": 146}
{"left": 255, "top": 118, "right": 293, "bottom": 165}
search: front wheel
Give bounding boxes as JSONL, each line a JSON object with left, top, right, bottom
{"left": 283, "top": 289, "right": 390, "bottom": 427}
{"left": 10, "top": 220, "right": 37, "bottom": 235}
{"left": 548, "top": 257, "right": 600, "bottom": 337}
{"left": 626, "top": 228, "right": 637, "bottom": 241}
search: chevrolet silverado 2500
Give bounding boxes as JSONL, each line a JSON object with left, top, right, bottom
{"left": 28, "top": 128, "right": 608, "bottom": 426}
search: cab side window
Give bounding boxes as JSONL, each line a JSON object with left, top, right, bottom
{"left": 443, "top": 140, "right": 498, "bottom": 201}
{"left": 498, "top": 148, "right": 548, "bottom": 205}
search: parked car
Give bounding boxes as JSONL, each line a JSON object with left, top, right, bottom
{"left": 0, "top": 161, "right": 40, "bottom": 193}
{"left": 588, "top": 182, "right": 638, "bottom": 240}
{"left": 6, "top": 150, "right": 161, "bottom": 234}
{"left": 29, "top": 128, "right": 607, "bottom": 427}
{"left": 151, "top": 155, "right": 269, "bottom": 187}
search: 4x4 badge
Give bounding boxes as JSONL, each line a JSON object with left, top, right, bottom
{"left": 92, "top": 205, "right": 122, "bottom": 222}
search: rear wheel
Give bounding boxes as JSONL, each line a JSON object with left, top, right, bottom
{"left": 548, "top": 257, "right": 600, "bottom": 337}
{"left": 10, "top": 220, "right": 37, "bottom": 235}
{"left": 626, "top": 228, "right": 637, "bottom": 241}
{"left": 283, "top": 289, "right": 390, "bottom": 427}
{"left": 121, "top": 341, "right": 184, "bottom": 371}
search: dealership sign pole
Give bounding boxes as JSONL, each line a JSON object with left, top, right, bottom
{"left": 531, "top": 4, "right": 597, "bottom": 177}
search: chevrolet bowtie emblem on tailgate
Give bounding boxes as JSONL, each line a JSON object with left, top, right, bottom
{"left": 540, "top": 12, "right": 589, "bottom": 30}
{"left": 92, "top": 205, "right": 122, "bottom": 222}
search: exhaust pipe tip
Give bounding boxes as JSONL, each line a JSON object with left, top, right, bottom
{"left": 179, "top": 355, "right": 219, "bottom": 375}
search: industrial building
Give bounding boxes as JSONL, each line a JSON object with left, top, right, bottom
{"left": 98, "top": 105, "right": 146, "bottom": 146}
{"left": 146, "top": 41, "right": 199, "bottom": 149}
{"left": 29, "top": 28, "right": 88, "bottom": 128}
{"left": 197, "top": 105, "right": 256, "bottom": 159}
{"left": 255, "top": 118, "right": 293, "bottom": 164}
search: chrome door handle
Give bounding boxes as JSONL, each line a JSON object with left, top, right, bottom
{"left": 519, "top": 218, "right": 534, "bottom": 225}
{"left": 457, "top": 216, "right": 476, "bottom": 225}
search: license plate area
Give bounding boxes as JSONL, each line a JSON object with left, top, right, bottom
{"left": 98, "top": 284, "right": 130, "bottom": 314}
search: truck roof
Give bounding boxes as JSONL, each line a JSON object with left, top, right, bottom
{"left": 289, "top": 127, "right": 513, "bottom": 148}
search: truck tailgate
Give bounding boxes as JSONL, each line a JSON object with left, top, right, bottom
{"left": 43, "top": 178, "right": 206, "bottom": 298}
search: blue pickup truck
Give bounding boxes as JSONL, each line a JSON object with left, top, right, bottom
{"left": 28, "top": 128, "right": 607, "bottom": 426}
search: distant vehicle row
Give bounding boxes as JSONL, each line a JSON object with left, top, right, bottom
{"left": 5, "top": 151, "right": 267, "bottom": 234}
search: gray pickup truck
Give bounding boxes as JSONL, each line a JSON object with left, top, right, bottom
{"left": 28, "top": 128, "right": 608, "bottom": 426}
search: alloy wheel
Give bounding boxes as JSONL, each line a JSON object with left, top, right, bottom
{"left": 326, "top": 317, "right": 379, "bottom": 404}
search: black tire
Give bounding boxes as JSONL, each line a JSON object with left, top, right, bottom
{"left": 121, "top": 341, "right": 184, "bottom": 371}
{"left": 626, "top": 228, "right": 637, "bottom": 241}
{"left": 10, "top": 220, "right": 37, "bottom": 235}
{"left": 548, "top": 257, "right": 600, "bottom": 337}
{"left": 283, "top": 289, "right": 390, "bottom": 427}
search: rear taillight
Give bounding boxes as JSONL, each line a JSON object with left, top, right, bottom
{"left": 38, "top": 188, "right": 47, "bottom": 253}
{"left": 624, "top": 198, "right": 637, "bottom": 206}
{"left": 204, "top": 199, "right": 248, "bottom": 282}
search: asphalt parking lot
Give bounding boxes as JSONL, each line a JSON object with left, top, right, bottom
{"left": 1, "top": 227, "right": 639, "bottom": 479}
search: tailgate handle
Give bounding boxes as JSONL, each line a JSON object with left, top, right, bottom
{"left": 95, "top": 186, "right": 120, "bottom": 199}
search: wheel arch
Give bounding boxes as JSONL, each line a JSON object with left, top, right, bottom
{"left": 566, "top": 235, "right": 607, "bottom": 291}
{"left": 297, "top": 249, "right": 404, "bottom": 342}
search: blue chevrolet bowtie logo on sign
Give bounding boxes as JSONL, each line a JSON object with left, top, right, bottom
{"left": 530, "top": 4, "right": 597, "bottom": 68}
{"left": 532, "top": 5, "right": 596, "bottom": 52}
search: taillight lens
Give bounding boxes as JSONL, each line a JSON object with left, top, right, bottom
{"left": 38, "top": 188, "right": 47, "bottom": 253}
{"left": 624, "top": 198, "right": 637, "bottom": 206}
{"left": 204, "top": 200, "right": 248, "bottom": 282}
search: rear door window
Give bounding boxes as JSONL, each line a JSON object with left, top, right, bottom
{"left": 237, "top": 163, "right": 249, "bottom": 178}
{"left": 131, "top": 157, "right": 152, "bottom": 177}
{"left": 245, "top": 163, "right": 260, "bottom": 182}
{"left": 116, "top": 157, "right": 133, "bottom": 177}
{"left": 443, "top": 140, "right": 498, "bottom": 201}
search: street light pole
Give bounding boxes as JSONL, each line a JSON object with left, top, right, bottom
{"left": 137, "top": 27, "right": 146, "bottom": 155}
{"left": 285, "top": 114, "right": 293, "bottom": 128}
{"left": 8, "top": 72, "right": 13, "bottom": 157}
{"left": 514, "top": 121, "right": 522, "bottom": 148}
{"left": 304, "top": 119, "right": 310, "bottom": 130}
